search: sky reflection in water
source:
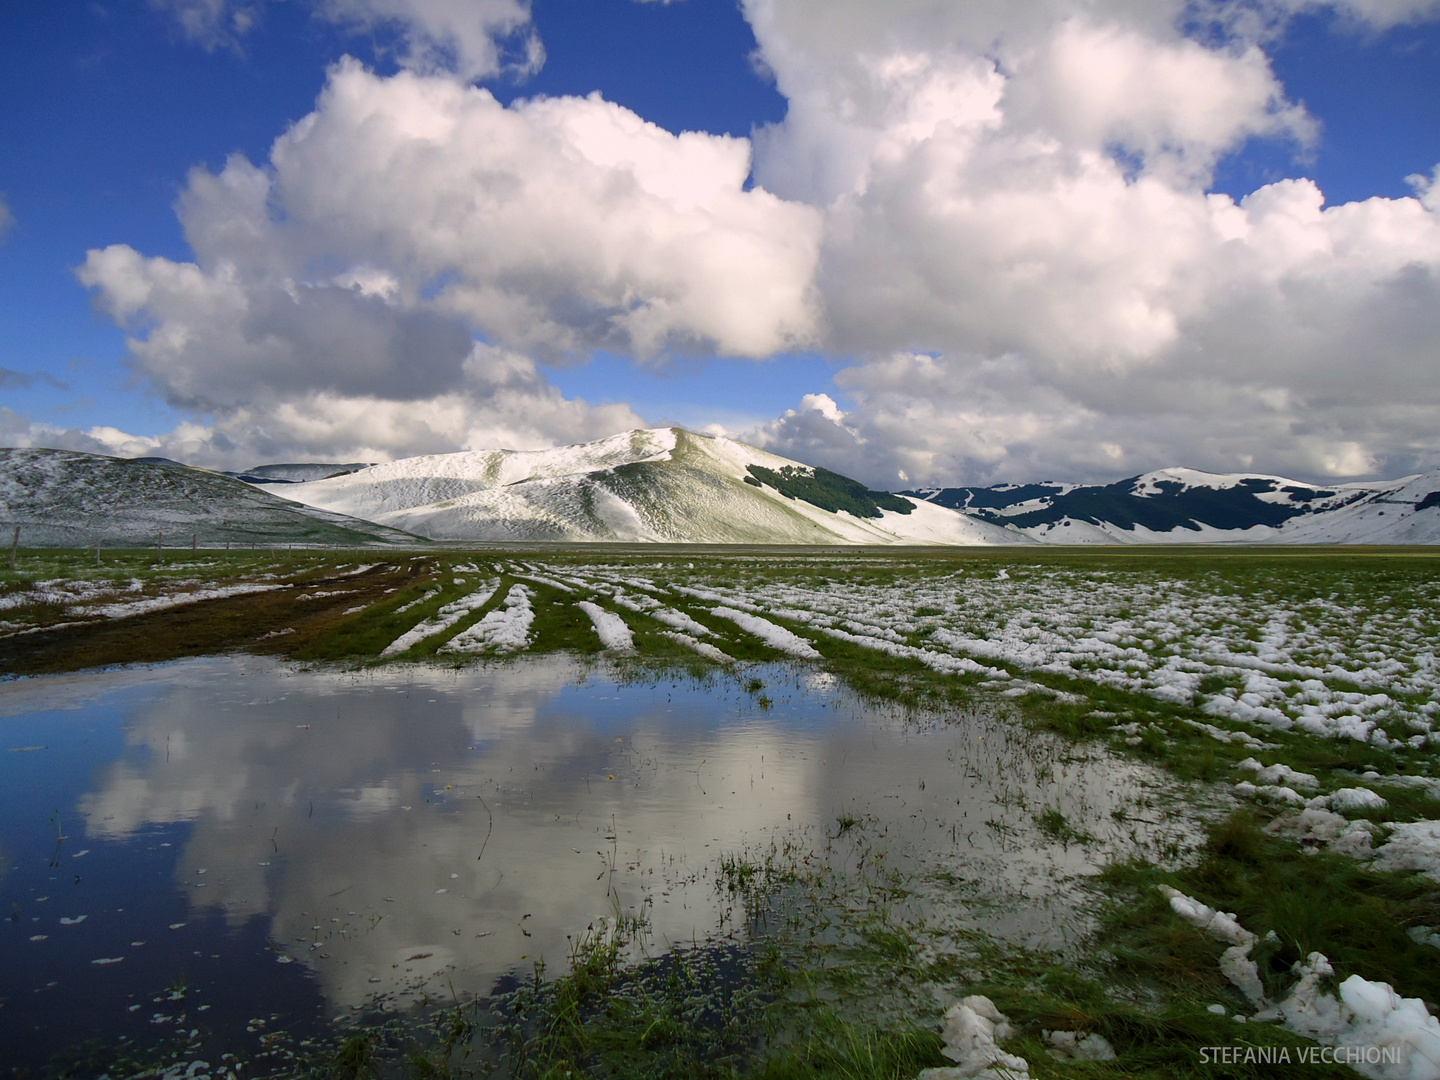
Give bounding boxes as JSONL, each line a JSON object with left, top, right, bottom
{"left": 0, "top": 655, "right": 1179, "bottom": 1068}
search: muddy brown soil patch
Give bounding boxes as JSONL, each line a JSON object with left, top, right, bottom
{"left": 0, "top": 562, "right": 421, "bottom": 676}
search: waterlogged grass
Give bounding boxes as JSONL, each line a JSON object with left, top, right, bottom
{"left": 495, "top": 926, "right": 775, "bottom": 1079}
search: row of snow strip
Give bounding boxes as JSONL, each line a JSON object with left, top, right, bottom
{"left": 373, "top": 562, "right": 859, "bottom": 663}
{"left": 475, "top": 561, "right": 1440, "bottom": 758}
{"left": 34, "top": 557, "right": 1437, "bottom": 771}
{"left": 504, "top": 560, "right": 1440, "bottom": 890}
{"left": 369, "top": 560, "right": 1440, "bottom": 1078}
{"left": 553, "top": 562, "right": 1440, "bottom": 751}
{"left": 0, "top": 560, "right": 384, "bottom": 637}
{"left": 22, "top": 558, "right": 1439, "bottom": 755}
{"left": 375, "top": 563, "right": 744, "bottom": 658}
{"left": 249, "top": 557, "right": 1440, "bottom": 799}
{"left": 376, "top": 563, "right": 544, "bottom": 657}
{"left": 1, "top": 577, "right": 288, "bottom": 637}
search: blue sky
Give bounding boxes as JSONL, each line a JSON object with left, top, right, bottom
{"left": 2, "top": 0, "right": 1438, "bottom": 485}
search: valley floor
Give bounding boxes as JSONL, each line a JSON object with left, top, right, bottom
{"left": 5, "top": 545, "right": 1440, "bottom": 1078}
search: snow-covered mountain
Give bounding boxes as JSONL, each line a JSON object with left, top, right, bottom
{"left": 903, "top": 467, "right": 1440, "bottom": 544}
{"left": 0, "top": 448, "right": 419, "bottom": 547}
{"left": 225, "top": 462, "right": 374, "bottom": 485}
{"left": 11, "top": 435, "right": 1434, "bottom": 549}
{"left": 271, "top": 428, "right": 1026, "bottom": 545}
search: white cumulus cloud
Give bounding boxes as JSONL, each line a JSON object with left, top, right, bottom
{"left": 738, "top": 0, "right": 1440, "bottom": 484}
{"left": 77, "top": 59, "right": 819, "bottom": 466}
{"left": 84, "top": 0, "right": 1440, "bottom": 484}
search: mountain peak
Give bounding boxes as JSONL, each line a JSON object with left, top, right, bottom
{"left": 265, "top": 427, "right": 1023, "bottom": 545}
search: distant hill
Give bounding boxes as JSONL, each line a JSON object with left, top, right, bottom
{"left": 0, "top": 448, "right": 421, "bottom": 548}
{"left": 225, "top": 462, "right": 374, "bottom": 484}
{"left": 902, "top": 467, "right": 1440, "bottom": 544}
{"left": 268, "top": 428, "right": 1025, "bottom": 545}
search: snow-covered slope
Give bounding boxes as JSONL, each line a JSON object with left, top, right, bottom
{"left": 226, "top": 462, "right": 373, "bottom": 484}
{"left": 905, "top": 468, "right": 1440, "bottom": 545}
{"left": 0, "top": 448, "right": 420, "bottom": 547}
{"left": 273, "top": 428, "right": 1028, "bottom": 545}
{"left": 1271, "top": 473, "right": 1440, "bottom": 544}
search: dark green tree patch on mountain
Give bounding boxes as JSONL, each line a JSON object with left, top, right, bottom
{"left": 1281, "top": 485, "right": 1338, "bottom": 503}
{"left": 991, "top": 478, "right": 1310, "bottom": 531}
{"left": 907, "top": 483, "right": 1067, "bottom": 511}
{"left": 745, "top": 464, "right": 913, "bottom": 518}
{"left": 904, "top": 475, "right": 1355, "bottom": 532}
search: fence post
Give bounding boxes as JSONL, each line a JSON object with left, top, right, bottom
{"left": 8, "top": 526, "right": 17, "bottom": 572}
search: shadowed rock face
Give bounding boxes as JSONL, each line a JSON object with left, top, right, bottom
{"left": 0, "top": 447, "right": 418, "bottom": 547}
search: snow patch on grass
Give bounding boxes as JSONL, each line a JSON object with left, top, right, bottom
{"left": 442, "top": 584, "right": 535, "bottom": 654}
{"left": 709, "top": 606, "right": 820, "bottom": 659}
{"left": 659, "top": 630, "right": 732, "bottom": 663}
{"left": 1374, "top": 821, "right": 1440, "bottom": 883}
{"left": 920, "top": 996, "right": 1030, "bottom": 1079}
{"left": 393, "top": 588, "right": 440, "bottom": 614}
{"left": 88, "top": 583, "right": 283, "bottom": 619}
{"left": 515, "top": 572, "right": 576, "bottom": 593}
{"left": 634, "top": 562, "right": 1439, "bottom": 755}
{"left": 380, "top": 580, "right": 499, "bottom": 657}
{"left": 1261, "top": 953, "right": 1440, "bottom": 1080}
{"left": 1162, "top": 882, "right": 1440, "bottom": 1077}
{"left": 1237, "top": 758, "right": 1318, "bottom": 789}
{"left": 577, "top": 602, "right": 633, "bottom": 653}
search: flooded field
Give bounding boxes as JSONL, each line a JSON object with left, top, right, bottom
{"left": 0, "top": 654, "right": 1184, "bottom": 1076}
{"left": 8, "top": 549, "right": 1440, "bottom": 1078}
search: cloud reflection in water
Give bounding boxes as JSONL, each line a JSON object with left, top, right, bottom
{"left": 45, "top": 655, "right": 1178, "bottom": 1012}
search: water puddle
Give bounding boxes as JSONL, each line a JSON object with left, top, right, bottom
{"left": 0, "top": 655, "right": 1193, "bottom": 1072}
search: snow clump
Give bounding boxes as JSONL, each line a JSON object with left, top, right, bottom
{"left": 1257, "top": 953, "right": 1440, "bottom": 1080}
{"left": 1164, "top": 884, "right": 1440, "bottom": 1078}
{"left": 919, "top": 996, "right": 1030, "bottom": 1079}
{"left": 659, "top": 630, "right": 731, "bottom": 663}
{"left": 1374, "top": 820, "right": 1440, "bottom": 883}
{"left": 1328, "top": 787, "right": 1388, "bottom": 812}
{"left": 1158, "top": 885, "right": 1265, "bottom": 1003}
{"left": 1237, "top": 758, "right": 1318, "bottom": 789}
{"left": 1234, "top": 781, "right": 1308, "bottom": 806}
{"left": 1044, "top": 1030, "right": 1116, "bottom": 1061}
{"left": 1269, "top": 806, "right": 1379, "bottom": 858}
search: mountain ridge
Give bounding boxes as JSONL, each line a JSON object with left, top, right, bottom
{"left": 6, "top": 432, "right": 1438, "bottom": 546}
{"left": 270, "top": 427, "right": 1025, "bottom": 545}
{"left": 0, "top": 447, "right": 421, "bottom": 548}
{"left": 902, "top": 466, "right": 1440, "bottom": 544}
